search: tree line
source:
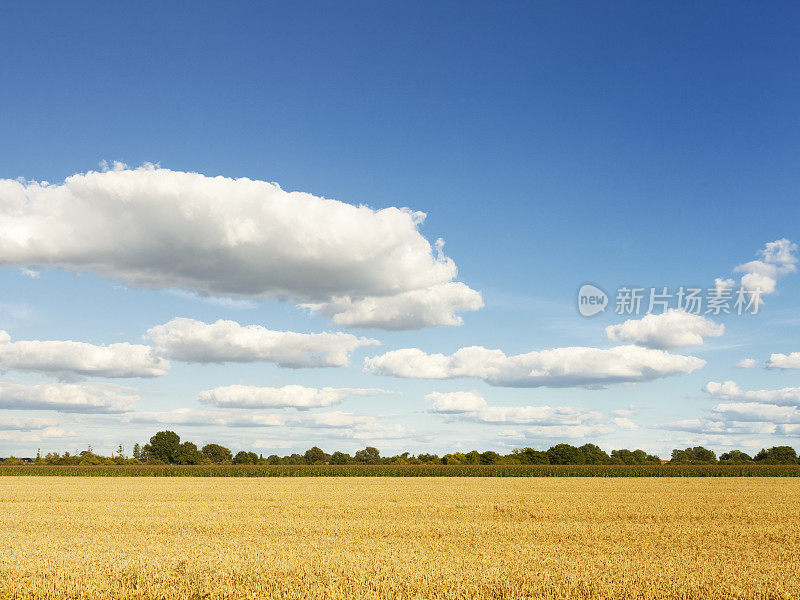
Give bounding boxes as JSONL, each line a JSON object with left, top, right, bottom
{"left": 1, "top": 430, "right": 799, "bottom": 466}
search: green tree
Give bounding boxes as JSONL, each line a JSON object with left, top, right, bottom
{"left": 176, "top": 442, "right": 202, "bottom": 465}
{"left": 480, "top": 451, "right": 501, "bottom": 465}
{"left": 510, "top": 448, "right": 549, "bottom": 464}
{"left": 464, "top": 450, "right": 482, "bottom": 465}
{"left": 143, "top": 431, "right": 181, "bottom": 464}
{"left": 754, "top": 446, "right": 798, "bottom": 464}
{"left": 304, "top": 446, "right": 329, "bottom": 464}
{"left": 132, "top": 443, "right": 142, "bottom": 461}
{"left": 546, "top": 443, "right": 585, "bottom": 465}
{"left": 416, "top": 453, "right": 440, "bottom": 464}
{"left": 719, "top": 450, "right": 753, "bottom": 463}
{"left": 233, "top": 451, "right": 259, "bottom": 465}
{"left": 442, "top": 452, "right": 467, "bottom": 464}
{"left": 354, "top": 446, "right": 381, "bottom": 464}
{"left": 670, "top": 446, "right": 716, "bottom": 464}
{"left": 330, "top": 451, "right": 351, "bottom": 465}
{"left": 201, "top": 443, "right": 233, "bottom": 464}
{"left": 580, "top": 444, "right": 611, "bottom": 464}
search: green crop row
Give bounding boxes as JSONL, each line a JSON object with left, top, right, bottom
{"left": 2, "top": 464, "right": 800, "bottom": 477}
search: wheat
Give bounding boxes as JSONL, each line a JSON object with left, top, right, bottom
{"left": 0, "top": 477, "right": 798, "bottom": 599}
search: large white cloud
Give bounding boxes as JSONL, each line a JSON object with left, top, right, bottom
{"left": 605, "top": 309, "right": 724, "bottom": 349}
{"left": 0, "top": 330, "right": 167, "bottom": 379}
{"left": 766, "top": 352, "right": 800, "bottom": 370}
{"left": 0, "top": 381, "right": 138, "bottom": 413}
{"left": 0, "top": 165, "right": 481, "bottom": 329}
{"left": 146, "top": 318, "right": 378, "bottom": 368}
{"left": 366, "top": 345, "right": 704, "bottom": 388}
{"left": 199, "top": 385, "right": 390, "bottom": 410}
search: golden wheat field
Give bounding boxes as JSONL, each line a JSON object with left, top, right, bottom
{"left": 0, "top": 477, "right": 798, "bottom": 599}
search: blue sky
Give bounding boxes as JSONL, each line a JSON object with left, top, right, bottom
{"left": 1, "top": 1, "right": 799, "bottom": 457}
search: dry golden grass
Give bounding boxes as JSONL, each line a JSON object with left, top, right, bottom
{"left": 0, "top": 477, "right": 798, "bottom": 599}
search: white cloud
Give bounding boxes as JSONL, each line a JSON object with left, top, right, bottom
{"left": 660, "top": 400, "right": 800, "bottom": 438}
{"left": 735, "top": 358, "right": 757, "bottom": 369}
{"left": 605, "top": 309, "right": 724, "bottom": 349}
{"left": 0, "top": 330, "right": 168, "bottom": 379}
{"left": 711, "top": 402, "right": 800, "bottom": 424}
{"left": 730, "top": 238, "right": 797, "bottom": 303}
{"left": 426, "top": 391, "right": 632, "bottom": 440}
{"left": 0, "top": 166, "right": 481, "bottom": 330}
{"left": 426, "top": 390, "right": 487, "bottom": 413}
{"left": 199, "top": 385, "right": 390, "bottom": 410}
{"left": 766, "top": 352, "right": 800, "bottom": 370}
{"left": 19, "top": 267, "right": 39, "bottom": 279}
{"left": 703, "top": 380, "right": 800, "bottom": 406}
{"left": 521, "top": 424, "right": 616, "bottom": 439}
{"left": 0, "top": 381, "right": 138, "bottom": 413}
{"left": 0, "top": 416, "right": 56, "bottom": 431}
{"left": 304, "top": 281, "right": 484, "bottom": 330}
{"left": 121, "top": 407, "right": 380, "bottom": 431}
{"left": 168, "top": 289, "right": 257, "bottom": 310}
{"left": 659, "top": 418, "right": 779, "bottom": 436}
{"left": 125, "top": 408, "right": 287, "bottom": 428}
{"left": 366, "top": 345, "right": 704, "bottom": 388}
{"left": 146, "top": 318, "right": 378, "bottom": 368}
{"left": 0, "top": 427, "right": 77, "bottom": 442}
{"left": 660, "top": 380, "right": 800, "bottom": 439}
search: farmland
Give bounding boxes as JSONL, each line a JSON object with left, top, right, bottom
{"left": 1, "top": 477, "right": 798, "bottom": 599}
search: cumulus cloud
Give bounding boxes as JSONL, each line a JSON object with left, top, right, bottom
{"left": 605, "top": 309, "right": 724, "bottom": 349}
{"left": 426, "top": 390, "right": 487, "bottom": 413}
{"left": 0, "top": 166, "right": 481, "bottom": 329}
{"left": 366, "top": 345, "right": 704, "bottom": 388}
{"left": 199, "top": 385, "right": 390, "bottom": 410}
{"left": 0, "top": 330, "right": 168, "bottom": 379}
{"left": 659, "top": 380, "right": 800, "bottom": 438}
{"left": 660, "top": 401, "right": 800, "bottom": 437}
{"left": 730, "top": 238, "right": 797, "bottom": 304}
{"left": 766, "top": 352, "right": 800, "bottom": 370}
{"left": 304, "top": 282, "right": 484, "bottom": 330}
{"left": 146, "top": 318, "right": 378, "bottom": 368}
{"left": 735, "top": 358, "right": 757, "bottom": 369}
{"left": 703, "top": 380, "right": 800, "bottom": 406}
{"left": 425, "top": 391, "right": 629, "bottom": 439}
{"left": 0, "top": 381, "right": 138, "bottom": 413}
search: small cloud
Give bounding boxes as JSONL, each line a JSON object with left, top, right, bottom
{"left": 19, "top": 268, "right": 40, "bottom": 279}
{"left": 168, "top": 289, "right": 258, "bottom": 310}
{"left": 735, "top": 358, "right": 757, "bottom": 369}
